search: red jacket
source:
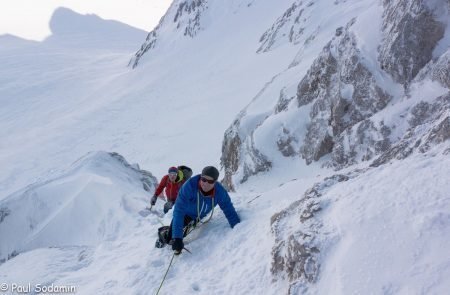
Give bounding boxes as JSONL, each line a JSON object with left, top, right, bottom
{"left": 154, "top": 172, "right": 185, "bottom": 202}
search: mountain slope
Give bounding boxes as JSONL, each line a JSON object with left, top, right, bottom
{"left": 0, "top": 0, "right": 300, "bottom": 198}
{"left": 220, "top": 0, "right": 449, "bottom": 187}
{"left": 44, "top": 7, "right": 147, "bottom": 51}
{"left": 270, "top": 148, "right": 450, "bottom": 294}
{"left": 0, "top": 0, "right": 449, "bottom": 294}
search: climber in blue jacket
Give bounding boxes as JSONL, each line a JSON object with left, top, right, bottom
{"left": 155, "top": 166, "right": 240, "bottom": 254}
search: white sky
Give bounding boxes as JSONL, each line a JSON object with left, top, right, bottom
{"left": 0, "top": 0, "right": 173, "bottom": 41}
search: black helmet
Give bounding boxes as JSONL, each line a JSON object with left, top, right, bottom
{"left": 201, "top": 166, "right": 219, "bottom": 181}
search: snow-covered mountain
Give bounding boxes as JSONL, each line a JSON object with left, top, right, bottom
{"left": 45, "top": 7, "right": 148, "bottom": 51}
{"left": 0, "top": 0, "right": 449, "bottom": 294}
{"left": 0, "top": 34, "right": 39, "bottom": 50}
{"left": 220, "top": 0, "right": 450, "bottom": 188}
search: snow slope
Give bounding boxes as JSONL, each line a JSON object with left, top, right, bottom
{"left": 0, "top": 1, "right": 449, "bottom": 294}
{"left": 315, "top": 148, "right": 450, "bottom": 295}
{"left": 0, "top": 151, "right": 157, "bottom": 262}
{"left": 1, "top": 144, "right": 448, "bottom": 294}
{"left": 0, "top": 1, "right": 298, "bottom": 199}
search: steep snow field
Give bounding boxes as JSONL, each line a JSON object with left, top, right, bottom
{"left": 1, "top": 144, "right": 448, "bottom": 294}
{"left": 0, "top": 1, "right": 297, "bottom": 199}
{"left": 1, "top": 1, "right": 449, "bottom": 294}
{"left": 315, "top": 149, "right": 450, "bottom": 295}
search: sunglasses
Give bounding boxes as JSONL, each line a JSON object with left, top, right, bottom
{"left": 169, "top": 172, "right": 177, "bottom": 176}
{"left": 200, "top": 176, "right": 215, "bottom": 184}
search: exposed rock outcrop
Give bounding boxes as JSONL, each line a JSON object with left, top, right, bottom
{"left": 271, "top": 174, "right": 351, "bottom": 291}
{"left": 130, "top": 0, "right": 208, "bottom": 68}
{"left": 221, "top": 116, "right": 272, "bottom": 191}
{"left": 221, "top": 0, "right": 449, "bottom": 187}
{"left": 371, "top": 93, "right": 450, "bottom": 167}
{"left": 298, "top": 19, "right": 391, "bottom": 164}
{"left": 258, "top": 1, "right": 315, "bottom": 53}
{"left": 416, "top": 49, "right": 450, "bottom": 89}
{"left": 378, "top": 0, "right": 446, "bottom": 85}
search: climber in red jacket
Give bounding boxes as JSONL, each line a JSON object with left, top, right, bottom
{"left": 151, "top": 166, "right": 186, "bottom": 213}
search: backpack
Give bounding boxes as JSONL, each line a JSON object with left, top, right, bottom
{"left": 178, "top": 165, "right": 193, "bottom": 180}
{"left": 155, "top": 226, "right": 171, "bottom": 248}
{"left": 158, "top": 226, "right": 171, "bottom": 244}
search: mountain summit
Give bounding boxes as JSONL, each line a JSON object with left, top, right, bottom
{"left": 44, "top": 7, "right": 147, "bottom": 51}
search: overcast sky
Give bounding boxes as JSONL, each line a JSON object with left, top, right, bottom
{"left": 0, "top": 0, "right": 173, "bottom": 41}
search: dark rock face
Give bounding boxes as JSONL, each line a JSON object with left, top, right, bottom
{"left": 300, "top": 119, "right": 334, "bottom": 163}
{"left": 241, "top": 143, "right": 272, "bottom": 183}
{"left": 0, "top": 207, "right": 11, "bottom": 223}
{"left": 221, "top": 123, "right": 242, "bottom": 191}
{"left": 430, "top": 51, "right": 450, "bottom": 88}
{"left": 258, "top": 0, "right": 322, "bottom": 54}
{"left": 298, "top": 20, "right": 391, "bottom": 164}
{"left": 275, "top": 88, "right": 295, "bottom": 114}
{"left": 378, "top": 0, "right": 446, "bottom": 85}
{"left": 416, "top": 49, "right": 450, "bottom": 89}
{"left": 221, "top": 129, "right": 273, "bottom": 189}
{"left": 257, "top": 1, "right": 302, "bottom": 53}
{"left": 129, "top": 26, "right": 161, "bottom": 68}
{"left": 277, "top": 127, "right": 299, "bottom": 157}
{"left": 174, "top": 0, "right": 206, "bottom": 37}
{"left": 220, "top": 116, "right": 272, "bottom": 191}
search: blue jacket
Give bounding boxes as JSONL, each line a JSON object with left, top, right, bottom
{"left": 172, "top": 175, "right": 240, "bottom": 239}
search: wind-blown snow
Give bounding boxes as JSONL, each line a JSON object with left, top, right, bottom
{"left": 0, "top": 152, "right": 156, "bottom": 261}
{"left": 315, "top": 149, "right": 450, "bottom": 294}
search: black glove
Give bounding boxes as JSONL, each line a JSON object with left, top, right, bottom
{"left": 163, "top": 201, "right": 174, "bottom": 214}
{"left": 172, "top": 238, "right": 184, "bottom": 255}
{"left": 150, "top": 195, "right": 157, "bottom": 206}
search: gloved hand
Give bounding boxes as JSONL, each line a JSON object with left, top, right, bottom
{"left": 150, "top": 195, "right": 157, "bottom": 206}
{"left": 172, "top": 238, "right": 184, "bottom": 255}
{"left": 163, "top": 201, "right": 174, "bottom": 214}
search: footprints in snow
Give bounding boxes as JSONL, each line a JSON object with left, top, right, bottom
{"left": 150, "top": 259, "right": 164, "bottom": 268}
{"left": 191, "top": 282, "right": 201, "bottom": 292}
{"left": 103, "top": 280, "right": 118, "bottom": 289}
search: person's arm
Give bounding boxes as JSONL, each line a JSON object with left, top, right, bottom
{"left": 154, "top": 175, "right": 168, "bottom": 197}
{"left": 172, "top": 183, "right": 192, "bottom": 239}
{"left": 217, "top": 187, "right": 240, "bottom": 228}
{"left": 151, "top": 175, "right": 168, "bottom": 205}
